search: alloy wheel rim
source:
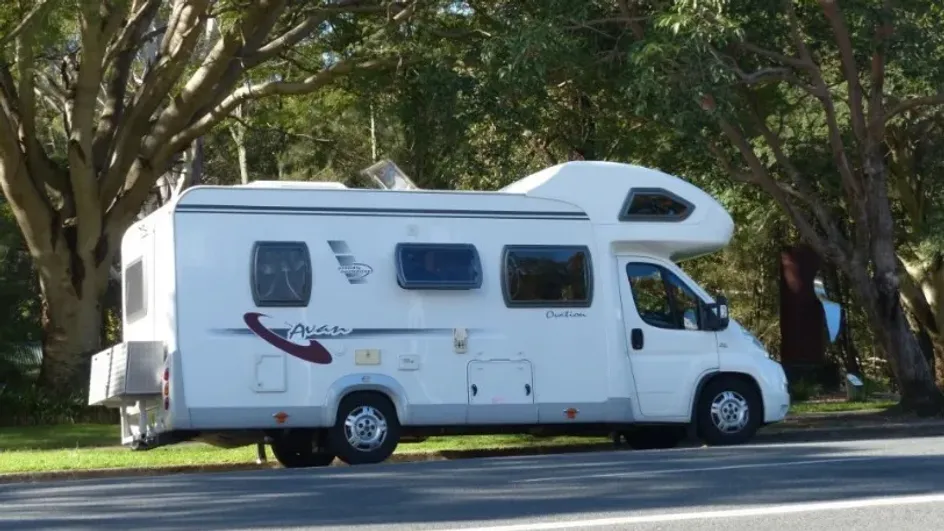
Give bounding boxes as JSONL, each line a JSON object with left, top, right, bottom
{"left": 344, "top": 405, "right": 388, "bottom": 452}
{"left": 710, "top": 390, "right": 749, "bottom": 433}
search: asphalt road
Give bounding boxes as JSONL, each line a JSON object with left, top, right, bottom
{"left": 4, "top": 435, "right": 944, "bottom": 531}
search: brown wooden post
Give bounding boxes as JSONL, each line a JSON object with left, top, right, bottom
{"left": 779, "top": 244, "right": 828, "bottom": 388}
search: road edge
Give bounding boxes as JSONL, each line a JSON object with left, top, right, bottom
{"left": 4, "top": 419, "right": 944, "bottom": 485}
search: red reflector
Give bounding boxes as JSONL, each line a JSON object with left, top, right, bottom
{"left": 163, "top": 397, "right": 169, "bottom": 410}
{"left": 163, "top": 368, "right": 169, "bottom": 381}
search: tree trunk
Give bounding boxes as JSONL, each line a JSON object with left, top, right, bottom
{"left": 900, "top": 253, "right": 944, "bottom": 388}
{"left": 36, "top": 248, "right": 112, "bottom": 392}
{"left": 860, "top": 272, "right": 943, "bottom": 414}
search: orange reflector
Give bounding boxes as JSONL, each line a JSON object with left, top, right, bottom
{"left": 273, "top": 412, "right": 289, "bottom": 424}
{"left": 564, "top": 408, "right": 578, "bottom": 419}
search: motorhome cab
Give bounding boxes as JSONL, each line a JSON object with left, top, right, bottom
{"left": 88, "top": 160, "right": 791, "bottom": 468}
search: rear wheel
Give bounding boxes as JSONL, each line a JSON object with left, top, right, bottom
{"left": 696, "top": 376, "right": 762, "bottom": 446}
{"left": 269, "top": 430, "right": 336, "bottom": 468}
{"left": 326, "top": 392, "right": 401, "bottom": 465}
{"left": 622, "top": 425, "right": 686, "bottom": 450}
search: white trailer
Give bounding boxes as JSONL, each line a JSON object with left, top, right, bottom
{"left": 87, "top": 160, "right": 791, "bottom": 467}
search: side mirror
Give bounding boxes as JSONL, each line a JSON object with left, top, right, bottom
{"left": 700, "top": 294, "right": 730, "bottom": 331}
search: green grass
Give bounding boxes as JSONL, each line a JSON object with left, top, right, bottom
{"left": 0, "top": 398, "right": 895, "bottom": 475}
{"left": 0, "top": 424, "right": 605, "bottom": 474}
{"left": 789, "top": 399, "right": 897, "bottom": 415}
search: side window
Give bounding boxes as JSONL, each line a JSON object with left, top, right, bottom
{"left": 251, "top": 241, "right": 312, "bottom": 307}
{"left": 395, "top": 243, "right": 482, "bottom": 290}
{"left": 503, "top": 245, "right": 592, "bottom": 307}
{"left": 620, "top": 188, "right": 693, "bottom": 221}
{"left": 124, "top": 258, "right": 146, "bottom": 322}
{"left": 626, "top": 263, "right": 701, "bottom": 330}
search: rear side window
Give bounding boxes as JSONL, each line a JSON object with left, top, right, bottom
{"left": 502, "top": 245, "right": 593, "bottom": 307}
{"left": 251, "top": 241, "right": 312, "bottom": 307}
{"left": 619, "top": 188, "right": 694, "bottom": 221}
{"left": 124, "top": 258, "right": 146, "bottom": 322}
{"left": 395, "top": 243, "right": 482, "bottom": 290}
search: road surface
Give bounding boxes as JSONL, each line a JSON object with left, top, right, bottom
{"left": 3, "top": 435, "right": 944, "bottom": 530}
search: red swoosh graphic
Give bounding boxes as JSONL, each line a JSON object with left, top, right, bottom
{"left": 243, "top": 312, "right": 333, "bottom": 364}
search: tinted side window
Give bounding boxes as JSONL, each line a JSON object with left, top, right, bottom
{"left": 252, "top": 241, "right": 312, "bottom": 307}
{"left": 503, "top": 245, "right": 592, "bottom": 307}
{"left": 124, "top": 258, "right": 146, "bottom": 322}
{"left": 621, "top": 188, "right": 693, "bottom": 221}
{"left": 626, "top": 263, "right": 700, "bottom": 330}
{"left": 396, "top": 243, "right": 482, "bottom": 290}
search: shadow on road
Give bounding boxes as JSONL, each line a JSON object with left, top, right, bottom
{"left": 3, "top": 438, "right": 944, "bottom": 530}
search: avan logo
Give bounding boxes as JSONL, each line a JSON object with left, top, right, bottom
{"left": 243, "top": 312, "right": 351, "bottom": 364}
{"left": 327, "top": 240, "right": 373, "bottom": 283}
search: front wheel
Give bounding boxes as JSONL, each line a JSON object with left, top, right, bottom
{"left": 270, "top": 431, "right": 336, "bottom": 468}
{"left": 696, "top": 376, "right": 762, "bottom": 446}
{"left": 326, "top": 392, "right": 401, "bottom": 465}
{"left": 621, "top": 426, "right": 687, "bottom": 450}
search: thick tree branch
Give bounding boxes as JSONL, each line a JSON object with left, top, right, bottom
{"left": 158, "top": 0, "right": 417, "bottom": 156}
{"left": 249, "top": 0, "right": 402, "bottom": 66}
{"left": 736, "top": 42, "right": 812, "bottom": 71}
{"left": 743, "top": 96, "right": 852, "bottom": 259}
{"left": 149, "top": 0, "right": 290, "bottom": 150}
{"left": 103, "top": 0, "right": 163, "bottom": 66}
{"left": 69, "top": 1, "right": 118, "bottom": 257}
{"left": 0, "top": 85, "right": 54, "bottom": 259}
{"left": 707, "top": 105, "right": 853, "bottom": 270}
{"left": 818, "top": 0, "right": 867, "bottom": 147}
{"left": 885, "top": 94, "right": 944, "bottom": 123}
{"left": 99, "top": 0, "right": 210, "bottom": 210}
{"left": 92, "top": 0, "right": 163, "bottom": 169}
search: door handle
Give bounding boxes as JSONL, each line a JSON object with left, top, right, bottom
{"left": 631, "top": 328, "right": 644, "bottom": 350}
{"left": 525, "top": 384, "right": 531, "bottom": 396}
{"left": 471, "top": 384, "right": 478, "bottom": 396}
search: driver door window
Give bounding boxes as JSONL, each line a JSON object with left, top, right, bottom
{"left": 626, "top": 263, "right": 701, "bottom": 331}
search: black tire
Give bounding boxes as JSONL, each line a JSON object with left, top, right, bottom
{"left": 695, "top": 376, "right": 762, "bottom": 446}
{"left": 622, "top": 426, "right": 686, "bottom": 450}
{"left": 270, "top": 431, "right": 336, "bottom": 468}
{"left": 326, "top": 392, "right": 401, "bottom": 465}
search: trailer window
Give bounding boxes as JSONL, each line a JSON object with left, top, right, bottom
{"left": 251, "top": 241, "right": 312, "bottom": 307}
{"left": 124, "top": 258, "right": 146, "bottom": 322}
{"left": 619, "top": 187, "right": 694, "bottom": 221}
{"left": 626, "top": 263, "right": 700, "bottom": 330}
{"left": 395, "top": 243, "right": 482, "bottom": 290}
{"left": 502, "top": 245, "right": 592, "bottom": 307}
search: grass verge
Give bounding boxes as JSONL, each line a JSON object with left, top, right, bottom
{"left": 0, "top": 399, "right": 899, "bottom": 475}
{"left": 0, "top": 425, "right": 606, "bottom": 475}
{"left": 788, "top": 399, "right": 897, "bottom": 415}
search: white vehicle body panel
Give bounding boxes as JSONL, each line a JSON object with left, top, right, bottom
{"left": 92, "top": 161, "right": 790, "bottom": 447}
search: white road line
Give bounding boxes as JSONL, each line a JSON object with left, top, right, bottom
{"left": 434, "top": 493, "right": 944, "bottom": 531}
{"left": 513, "top": 456, "right": 880, "bottom": 483}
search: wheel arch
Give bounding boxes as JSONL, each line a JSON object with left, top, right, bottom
{"left": 689, "top": 370, "right": 765, "bottom": 424}
{"left": 323, "top": 374, "right": 408, "bottom": 426}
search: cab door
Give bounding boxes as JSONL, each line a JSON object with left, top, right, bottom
{"left": 616, "top": 256, "right": 720, "bottom": 419}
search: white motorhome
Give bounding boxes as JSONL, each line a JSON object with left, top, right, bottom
{"left": 88, "top": 160, "right": 791, "bottom": 468}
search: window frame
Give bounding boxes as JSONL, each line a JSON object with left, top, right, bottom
{"left": 618, "top": 187, "right": 695, "bottom": 222}
{"left": 394, "top": 242, "right": 483, "bottom": 290}
{"left": 124, "top": 257, "right": 147, "bottom": 323}
{"left": 250, "top": 240, "right": 313, "bottom": 308}
{"left": 625, "top": 261, "right": 704, "bottom": 331}
{"left": 501, "top": 244, "right": 594, "bottom": 308}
